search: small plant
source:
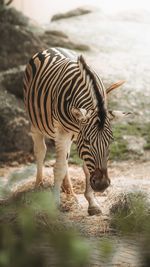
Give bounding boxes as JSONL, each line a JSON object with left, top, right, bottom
{"left": 110, "top": 192, "right": 149, "bottom": 234}
{"left": 110, "top": 192, "right": 150, "bottom": 267}
{"left": 0, "top": 191, "right": 90, "bottom": 267}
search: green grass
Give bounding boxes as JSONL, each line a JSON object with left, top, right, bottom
{"left": 110, "top": 139, "right": 129, "bottom": 161}
{"left": 110, "top": 192, "right": 150, "bottom": 266}
{"left": 45, "top": 143, "right": 82, "bottom": 165}
{"left": 110, "top": 122, "right": 150, "bottom": 160}
{"left": 69, "top": 143, "right": 82, "bottom": 165}
{"left": 45, "top": 122, "right": 150, "bottom": 163}
{"left": 110, "top": 192, "right": 149, "bottom": 234}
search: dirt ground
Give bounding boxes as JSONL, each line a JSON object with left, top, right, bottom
{"left": 0, "top": 155, "right": 150, "bottom": 267}
{"left": 0, "top": 155, "right": 150, "bottom": 232}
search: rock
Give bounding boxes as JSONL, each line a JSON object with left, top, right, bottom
{"left": 123, "top": 135, "right": 146, "bottom": 155}
{"left": 0, "top": 6, "right": 41, "bottom": 31}
{"left": 0, "top": 6, "right": 29, "bottom": 26}
{"left": 41, "top": 30, "right": 90, "bottom": 51}
{"left": 0, "top": 0, "right": 13, "bottom": 7}
{"left": 0, "top": 65, "right": 25, "bottom": 99}
{"left": 0, "top": 6, "right": 47, "bottom": 71}
{"left": 0, "top": 7, "right": 90, "bottom": 71}
{"left": 0, "top": 22, "right": 46, "bottom": 71}
{"left": 0, "top": 89, "right": 32, "bottom": 152}
{"left": 51, "top": 7, "right": 92, "bottom": 21}
{"left": 0, "top": 6, "right": 90, "bottom": 157}
{"left": 44, "top": 30, "right": 68, "bottom": 38}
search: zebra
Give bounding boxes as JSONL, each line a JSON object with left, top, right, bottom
{"left": 23, "top": 47, "right": 127, "bottom": 215}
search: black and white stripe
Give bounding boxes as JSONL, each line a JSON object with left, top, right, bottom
{"left": 23, "top": 47, "right": 113, "bottom": 173}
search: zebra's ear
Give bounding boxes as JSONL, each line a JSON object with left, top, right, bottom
{"left": 108, "top": 110, "right": 132, "bottom": 121}
{"left": 71, "top": 107, "right": 92, "bottom": 122}
{"left": 106, "top": 80, "right": 126, "bottom": 94}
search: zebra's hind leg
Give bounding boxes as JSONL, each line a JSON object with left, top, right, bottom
{"left": 31, "top": 127, "right": 47, "bottom": 187}
{"left": 83, "top": 163, "right": 102, "bottom": 216}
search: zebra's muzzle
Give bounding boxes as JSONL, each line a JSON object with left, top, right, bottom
{"left": 90, "top": 169, "right": 110, "bottom": 192}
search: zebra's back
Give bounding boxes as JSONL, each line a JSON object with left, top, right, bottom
{"left": 23, "top": 48, "right": 80, "bottom": 138}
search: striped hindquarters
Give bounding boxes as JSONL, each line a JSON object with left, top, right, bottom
{"left": 23, "top": 48, "right": 79, "bottom": 137}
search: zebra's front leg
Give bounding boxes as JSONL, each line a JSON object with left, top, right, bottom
{"left": 31, "top": 127, "right": 47, "bottom": 187}
{"left": 62, "top": 169, "right": 78, "bottom": 203}
{"left": 62, "top": 170, "right": 74, "bottom": 195}
{"left": 53, "top": 129, "right": 72, "bottom": 206}
{"left": 83, "top": 163, "right": 102, "bottom": 216}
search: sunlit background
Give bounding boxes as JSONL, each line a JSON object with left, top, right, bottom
{"left": 12, "top": 0, "right": 150, "bottom": 23}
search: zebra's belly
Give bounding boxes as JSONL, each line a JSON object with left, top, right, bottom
{"left": 29, "top": 114, "right": 78, "bottom": 142}
{"left": 28, "top": 109, "right": 56, "bottom": 140}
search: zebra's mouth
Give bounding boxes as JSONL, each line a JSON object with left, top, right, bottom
{"left": 90, "top": 169, "right": 110, "bottom": 192}
{"left": 90, "top": 178, "right": 110, "bottom": 192}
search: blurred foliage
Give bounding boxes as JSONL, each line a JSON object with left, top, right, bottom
{"left": 0, "top": 174, "right": 150, "bottom": 266}
{"left": 110, "top": 192, "right": 150, "bottom": 267}
{"left": 0, "top": 191, "right": 90, "bottom": 267}
{"left": 98, "top": 238, "right": 114, "bottom": 264}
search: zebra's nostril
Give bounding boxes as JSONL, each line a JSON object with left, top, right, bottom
{"left": 90, "top": 173, "right": 110, "bottom": 192}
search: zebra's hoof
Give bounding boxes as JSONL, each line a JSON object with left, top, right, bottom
{"left": 88, "top": 206, "right": 102, "bottom": 216}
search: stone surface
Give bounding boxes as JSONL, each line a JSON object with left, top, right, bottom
{"left": 41, "top": 30, "right": 90, "bottom": 51}
{"left": 0, "top": 6, "right": 90, "bottom": 155}
{"left": 0, "top": 65, "right": 25, "bottom": 99}
{"left": 123, "top": 135, "right": 146, "bottom": 155}
{"left": 0, "top": 7, "right": 90, "bottom": 71}
{"left": 51, "top": 7, "right": 92, "bottom": 21}
{"left": 0, "top": 89, "right": 32, "bottom": 153}
{"left": 0, "top": 22, "right": 46, "bottom": 71}
{"left": 0, "top": 6, "right": 29, "bottom": 26}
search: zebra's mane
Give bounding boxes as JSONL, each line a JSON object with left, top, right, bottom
{"left": 78, "top": 55, "right": 107, "bottom": 129}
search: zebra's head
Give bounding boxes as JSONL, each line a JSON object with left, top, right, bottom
{"left": 72, "top": 55, "right": 131, "bottom": 192}
{"left": 72, "top": 96, "right": 130, "bottom": 193}
{"left": 73, "top": 108, "right": 112, "bottom": 192}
